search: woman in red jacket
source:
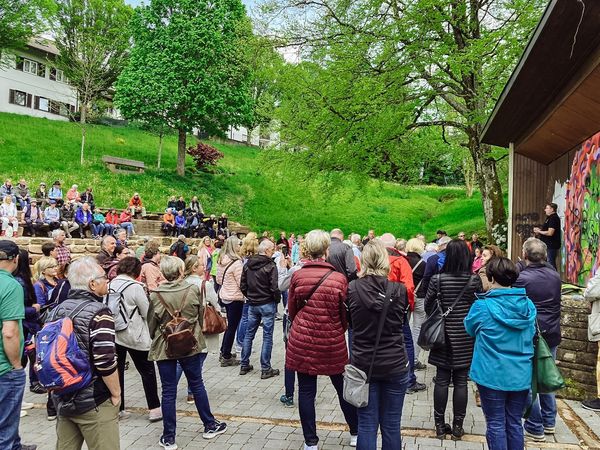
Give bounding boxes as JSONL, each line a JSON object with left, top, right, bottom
{"left": 286, "top": 229, "right": 358, "bottom": 450}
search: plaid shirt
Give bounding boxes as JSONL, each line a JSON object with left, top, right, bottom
{"left": 55, "top": 244, "right": 71, "bottom": 266}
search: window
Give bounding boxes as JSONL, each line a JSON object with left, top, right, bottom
{"left": 34, "top": 96, "right": 49, "bottom": 112}
{"left": 50, "top": 67, "right": 67, "bottom": 83}
{"left": 15, "top": 57, "right": 45, "bottom": 77}
{"left": 8, "top": 89, "right": 32, "bottom": 108}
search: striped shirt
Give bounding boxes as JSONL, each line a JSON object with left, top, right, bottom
{"left": 90, "top": 312, "right": 117, "bottom": 375}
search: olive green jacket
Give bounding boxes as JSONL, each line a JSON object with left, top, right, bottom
{"left": 147, "top": 279, "right": 206, "bottom": 361}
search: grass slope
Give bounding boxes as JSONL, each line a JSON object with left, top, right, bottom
{"left": 0, "top": 112, "right": 485, "bottom": 237}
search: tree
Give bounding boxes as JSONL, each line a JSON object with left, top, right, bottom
{"left": 261, "top": 0, "right": 546, "bottom": 242}
{"left": 0, "top": 0, "right": 54, "bottom": 65}
{"left": 115, "top": 0, "right": 254, "bottom": 176}
{"left": 53, "top": 0, "right": 133, "bottom": 164}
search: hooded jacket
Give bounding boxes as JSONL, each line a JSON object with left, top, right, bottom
{"left": 241, "top": 255, "right": 280, "bottom": 306}
{"left": 348, "top": 275, "right": 409, "bottom": 380}
{"left": 464, "top": 288, "right": 536, "bottom": 391}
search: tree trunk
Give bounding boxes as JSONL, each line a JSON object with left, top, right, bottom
{"left": 80, "top": 104, "right": 87, "bottom": 165}
{"left": 246, "top": 126, "right": 254, "bottom": 146}
{"left": 157, "top": 131, "right": 163, "bottom": 169}
{"left": 177, "top": 128, "right": 186, "bottom": 176}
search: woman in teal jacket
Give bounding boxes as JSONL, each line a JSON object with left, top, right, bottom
{"left": 464, "top": 257, "right": 536, "bottom": 450}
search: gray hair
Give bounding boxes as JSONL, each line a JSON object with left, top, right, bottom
{"left": 305, "top": 230, "right": 330, "bottom": 259}
{"left": 359, "top": 239, "right": 390, "bottom": 278}
{"left": 330, "top": 228, "right": 344, "bottom": 240}
{"left": 523, "top": 237, "right": 547, "bottom": 263}
{"left": 425, "top": 243, "right": 438, "bottom": 253}
{"left": 379, "top": 233, "right": 396, "bottom": 248}
{"left": 52, "top": 229, "right": 65, "bottom": 240}
{"left": 395, "top": 239, "right": 407, "bottom": 252}
{"left": 350, "top": 233, "right": 361, "bottom": 245}
{"left": 68, "top": 257, "right": 105, "bottom": 291}
{"left": 160, "top": 255, "right": 185, "bottom": 281}
{"left": 258, "top": 239, "right": 275, "bottom": 255}
{"left": 101, "top": 235, "right": 116, "bottom": 249}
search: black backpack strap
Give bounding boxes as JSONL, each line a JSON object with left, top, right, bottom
{"left": 442, "top": 275, "right": 475, "bottom": 318}
{"left": 299, "top": 269, "right": 334, "bottom": 309}
{"left": 366, "top": 281, "right": 394, "bottom": 382}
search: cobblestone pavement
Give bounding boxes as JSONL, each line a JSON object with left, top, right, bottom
{"left": 18, "top": 321, "right": 594, "bottom": 449}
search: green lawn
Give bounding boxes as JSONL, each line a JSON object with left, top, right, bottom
{"left": 0, "top": 112, "right": 486, "bottom": 238}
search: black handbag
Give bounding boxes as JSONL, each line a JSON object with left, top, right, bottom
{"left": 418, "top": 274, "right": 474, "bottom": 351}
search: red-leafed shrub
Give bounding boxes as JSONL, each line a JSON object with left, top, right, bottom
{"left": 187, "top": 142, "right": 224, "bottom": 169}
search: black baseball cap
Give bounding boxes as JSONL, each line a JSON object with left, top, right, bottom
{"left": 0, "top": 240, "right": 19, "bottom": 260}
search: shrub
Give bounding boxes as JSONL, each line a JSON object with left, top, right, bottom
{"left": 187, "top": 142, "right": 224, "bottom": 170}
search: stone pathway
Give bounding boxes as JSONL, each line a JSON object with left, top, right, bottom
{"left": 18, "top": 322, "right": 597, "bottom": 449}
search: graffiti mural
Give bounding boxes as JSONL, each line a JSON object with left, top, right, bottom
{"left": 564, "top": 132, "right": 600, "bottom": 284}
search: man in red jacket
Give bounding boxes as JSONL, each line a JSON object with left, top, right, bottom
{"left": 380, "top": 233, "right": 425, "bottom": 394}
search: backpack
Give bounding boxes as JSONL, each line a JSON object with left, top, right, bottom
{"left": 155, "top": 287, "right": 198, "bottom": 358}
{"left": 34, "top": 301, "right": 93, "bottom": 395}
{"left": 170, "top": 241, "right": 187, "bottom": 260}
{"left": 103, "top": 281, "right": 137, "bottom": 332}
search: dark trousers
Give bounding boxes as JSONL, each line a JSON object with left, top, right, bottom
{"left": 78, "top": 222, "right": 92, "bottom": 238}
{"left": 297, "top": 372, "right": 358, "bottom": 446}
{"left": 220, "top": 301, "right": 244, "bottom": 359}
{"left": 547, "top": 247, "right": 558, "bottom": 270}
{"left": 403, "top": 319, "right": 416, "bottom": 386}
{"left": 25, "top": 220, "right": 43, "bottom": 236}
{"left": 116, "top": 344, "right": 161, "bottom": 411}
{"left": 284, "top": 367, "right": 296, "bottom": 398}
{"left": 434, "top": 367, "right": 469, "bottom": 425}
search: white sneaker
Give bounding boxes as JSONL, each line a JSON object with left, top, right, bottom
{"left": 118, "top": 410, "right": 131, "bottom": 420}
{"left": 303, "top": 444, "right": 318, "bottom": 450}
{"left": 349, "top": 434, "right": 357, "bottom": 447}
{"left": 21, "top": 402, "right": 34, "bottom": 410}
{"left": 20, "top": 410, "right": 28, "bottom": 418}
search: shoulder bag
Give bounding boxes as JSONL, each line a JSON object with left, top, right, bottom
{"left": 201, "top": 280, "right": 228, "bottom": 335}
{"left": 217, "top": 259, "right": 237, "bottom": 304}
{"left": 417, "top": 274, "right": 474, "bottom": 351}
{"left": 343, "top": 281, "right": 393, "bottom": 408}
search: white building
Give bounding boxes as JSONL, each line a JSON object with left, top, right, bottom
{"left": 0, "top": 38, "right": 78, "bottom": 121}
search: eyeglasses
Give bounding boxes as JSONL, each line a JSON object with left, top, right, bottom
{"left": 92, "top": 274, "right": 108, "bottom": 282}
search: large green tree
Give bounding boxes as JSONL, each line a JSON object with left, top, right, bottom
{"left": 262, "top": 0, "right": 545, "bottom": 242}
{"left": 53, "top": 0, "right": 133, "bottom": 163}
{"left": 115, "top": 0, "right": 254, "bottom": 176}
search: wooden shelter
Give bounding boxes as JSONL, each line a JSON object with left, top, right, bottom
{"left": 482, "top": 0, "right": 600, "bottom": 285}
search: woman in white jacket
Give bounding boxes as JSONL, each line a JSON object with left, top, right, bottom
{"left": 583, "top": 271, "right": 600, "bottom": 411}
{"left": 0, "top": 195, "right": 19, "bottom": 237}
{"left": 110, "top": 256, "right": 162, "bottom": 422}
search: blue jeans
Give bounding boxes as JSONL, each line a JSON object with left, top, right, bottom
{"left": 547, "top": 248, "right": 558, "bottom": 270}
{"left": 357, "top": 372, "right": 409, "bottom": 450}
{"left": 92, "top": 223, "right": 105, "bottom": 237}
{"left": 158, "top": 354, "right": 216, "bottom": 442}
{"left": 120, "top": 222, "right": 134, "bottom": 236}
{"left": 175, "top": 363, "right": 192, "bottom": 396}
{"left": 403, "top": 319, "right": 416, "bottom": 386}
{"left": 0, "top": 368, "right": 26, "bottom": 450}
{"left": 241, "top": 303, "right": 276, "bottom": 371}
{"left": 524, "top": 346, "right": 558, "bottom": 434}
{"left": 236, "top": 303, "right": 249, "bottom": 349}
{"left": 478, "top": 384, "right": 529, "bottom": 450}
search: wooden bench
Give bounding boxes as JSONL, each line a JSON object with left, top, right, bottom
{"left": 102, "top": 155, "right": 145, "bottom": 174}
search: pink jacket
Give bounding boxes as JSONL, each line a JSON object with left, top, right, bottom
{"left": 216, "top": 255, "right": 244, "bottom": 301}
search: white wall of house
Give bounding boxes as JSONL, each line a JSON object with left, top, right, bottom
{"left": 0, "top": 50, "right": 78, "bottom": 121}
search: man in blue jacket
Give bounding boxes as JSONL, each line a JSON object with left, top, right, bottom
{"left": 514, "top": 237, "right": 561, "bottom": 442}
{"left": 75, "top": 202, "right": 93, "bottom": 238}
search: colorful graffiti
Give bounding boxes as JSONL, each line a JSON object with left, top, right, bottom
{"left": 564, "top": 132, "right": 600, "bottom": 284}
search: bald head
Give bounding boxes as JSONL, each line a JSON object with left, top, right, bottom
{"left": 330, "top": 229, "right": 344, "bottom": 240}
{"left": 379, "top": 233, "right": 396, "bottom": 248}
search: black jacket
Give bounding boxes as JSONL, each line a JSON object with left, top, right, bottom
{"left": 241, "top": 255, "right": 281, "bottom": 306}
{"left": 406, "top": 252, "right": 426, "bottom": 298}
{"left": 514, "top": 262, "right": 562, "bottom": 347}
{"left": 327, "top": 237, "right": 357, "bottom": 281}
{"left": 424, "top": 273, "right": 482, "bottom": 369}
{"left": 349, "top": 276, "right": 409, "bottom": 380}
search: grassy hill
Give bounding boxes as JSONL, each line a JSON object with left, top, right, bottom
{"left": 0, "top": 112, "right": 486, "bottom": 238}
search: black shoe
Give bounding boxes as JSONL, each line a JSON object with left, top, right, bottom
{"left": 220, "top": 356, "right": 240, "bottom": 367}
{"left": 407, "top": 381, "right": 427, "bottom": 394}
{"left": 435, "top": 423, "right": 451, "bottom": 439}
{"left": 261, "top": 368, "right": 280, "bottom": 379}
{"left": 451, "top": 424, "right": 465, "bottom": 441}
{"left": 239, "top": 365, "right": 254, "bottom": 375}
{"left": 582, "top": 398, "right": 600, "bottom": 412}
{"left": 30, "top": 382, "right": 47, "bottom": 394}
{"left": 414, "top": 361, "right": 427, "bottom": 371}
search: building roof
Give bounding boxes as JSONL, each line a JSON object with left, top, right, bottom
{"left": 481, "top": 0, "right": 600, "bottom": 164}
{"left": 27, "top": 37, "right": 59, "bottom": 56}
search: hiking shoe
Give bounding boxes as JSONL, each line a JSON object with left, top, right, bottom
{"left": 414, "top": 361, "right": 427, "bottom": 371}
{"left": 30, "top": 383, "right": 47, "bottom": 394}
{"left": 186, "top": 395, "right": 194, "bottom": 404}
{"left": 280, "top": 394, "right": 294, "bottom": 408}
{"left": 582, "top": 398, "right": 600, "bottom": 412}
{"left": 524, "top": 429, "right": 546, "bottom": 442}
{"left": 159, "top": 436, "right": 178, "bottom": 450}
{"left": 544, "top": 426, "right": 556, "bottom": 434}
{"left": 239, "top": 365, "right": 254, "bottom": 375}
{"left": 149, "top": 407, "right": 163, "bottom": 422}
{"left": 220, "top": 356, "right": 240, "bottom": 367}
{"left": 202, "top": 420, "right": 227, "bottom": 439}
{"left": 261, "top": 368, "right": 280, "bottom": 379}
{"left": 407, "top": 381, "right": 427, "bottom": 394}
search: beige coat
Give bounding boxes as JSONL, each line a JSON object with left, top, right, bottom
{"left": 216, "top": 255, "right": 244, "bottom": 302}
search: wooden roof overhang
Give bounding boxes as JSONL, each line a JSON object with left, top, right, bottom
{"left": 482, "top": 0, "right": 600, "bottom": 164}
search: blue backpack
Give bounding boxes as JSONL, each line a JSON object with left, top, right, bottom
{"left": 34, "top": 301, "right": 93, "bottom": 395}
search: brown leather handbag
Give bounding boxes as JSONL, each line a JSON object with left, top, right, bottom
{"left": 201, "top": 281, "right": 227, "bottom": 335}
{"left": 155, "top": 287, "right": 198, "bottom": 359}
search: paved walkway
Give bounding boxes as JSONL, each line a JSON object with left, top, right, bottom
{"left": 18, "top": 323, "right": 598, "bottom": 449}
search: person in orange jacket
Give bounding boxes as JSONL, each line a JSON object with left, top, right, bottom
{"left": 129, "top": 193, "right": 146, "bottom": 218}
{"left": 162, "top": 208, "right": 176, "bottom": 236}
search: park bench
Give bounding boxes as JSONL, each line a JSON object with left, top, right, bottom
{"left": 102, "top": 155, "right": 146, "bottom": 174}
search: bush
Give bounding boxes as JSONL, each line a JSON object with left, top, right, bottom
{"left": 187, "top": 142, "right": 224, "bottom": 170}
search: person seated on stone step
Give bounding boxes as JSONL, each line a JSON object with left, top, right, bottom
{"left": 59, "top": 202, "right": 79, "bottom": 239}
{"left": 105, "top": 208, "right": 120, "bottom": 229}
{"left": 66, "top": 184, "right": 81, "bottom": 208}
{"left": 35, "top": 182, "right": 48, "bottom": 209}
{"left": 0, "top": 195, "right": 19, "bottom": 237}
{"left": 175, "top": 210, "right": 187, "bottom": 237}
{"left": 15, "top": 179, "right": 31, "bottom": 211}
{"left": 175, "top": 196, "right": 186, "bottom": 212}
{"left": 75, "top": 203, "right": 93, "bottom": 239}
{"left": 162, "top": 208, "right": 176, "bottom": 237}
{"left": 129, "top": 193, "right": 146, "bottom": 218}
{"left": 190, "top": 196, "right": 203, "bottom": 214}
{"left": 80, "top": 187, "right": 95, "bottom": 211}
{"left": 0, "top": 179, "right": 16, "bottom": 204}
{"left": 48, "top": 180, "right": 63, "bottom": 207}
{"left": 186, "top": 209, "right": 200, "bottom": 238}
{"left": 23, "top": 199, "right": 44, "bottom": 237}
{"left": 166, "top": 196, "right": 177, "bottom": 211}
{"left": 119, "top": 209, "right": 135, "bottom": 237}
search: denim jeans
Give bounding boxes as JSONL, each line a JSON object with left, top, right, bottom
{"left": 120, "top": 222, "right": 134, "bottom": 236}
{"left": 241, "top": 302, "right": 276, "bottom": 370}
{"left": 478, "top": 384, "right": 529, "bottom": 450}
{"left": 157, "top": 353, "right": 216, "bottom": 442}
{"left": 357, "top": 372, "right": 409, "bottom": 450}
{"left": 524, "top": 346, "right": 558, "bottom": 435}
{"left": 175, "top": 362, "right": 193, "bottom": 396}
{"left": 92, "top": 223, "right": 105, "bottom": 237}
{"left": 298, "top": 372, "right": 358, "bottom": 446}
{"left": 403, "top": 318, "right": 416, "bottom": 386}
{"left": 0, "top": 368, "right": 26, "bottom": 450}
{"left": 236, "top": 302, "right": 249, "bottom": 349}
{"left": 547, "top": 248, "right": 558, "bottom": 270}
{"left": 220, "top": 301, "right": 244, "bottom": 359}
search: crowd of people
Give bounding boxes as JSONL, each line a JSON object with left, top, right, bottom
{"left": 0, "top": 200, "right": 584, "bottom": 450}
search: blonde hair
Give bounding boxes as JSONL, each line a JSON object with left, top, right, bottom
{"left": 241, "top": 232, "right": 258, "bottom": 258}
{"left": 219, "top": 236, "right": 241, "bottom": 263}
{"left": 37, "top": 256, "right": 59, "bottom": 280}
{"left": 184, "top": 255, "right": 200, "bottom": 277}
{"left": 304, "top": 230, "right": 330, "bottom": 259}
{"left": 406, "top": 238, "right": 425, "bottom": 255}
{"left": 160, "top": 256, "right": 185, "bottom": 281}
{"left": 359, "top": 240, "right": 390, "bottom": 278}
